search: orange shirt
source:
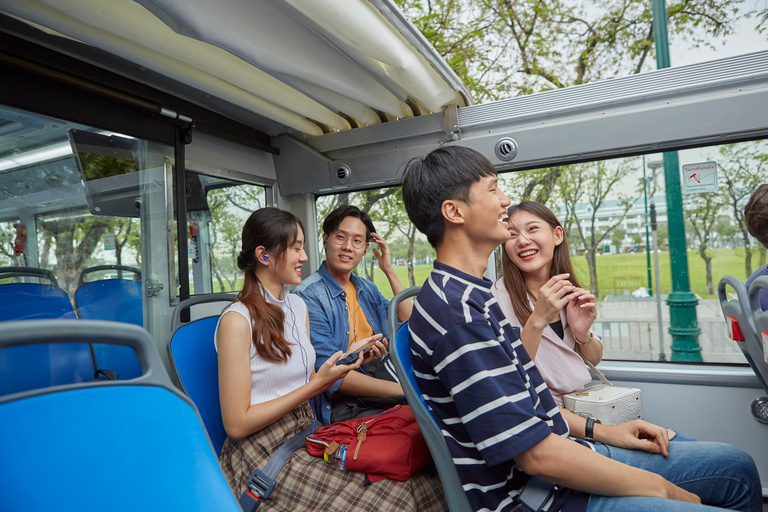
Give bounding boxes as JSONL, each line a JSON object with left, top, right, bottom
{"left": 344, "top": 280, "right": 374, "bottom": 348}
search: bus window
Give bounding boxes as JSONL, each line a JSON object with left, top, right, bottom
{"left": 0, "top": 104, "right": 174, "bottom": 337}
{"left": 498, "top": 138, "right": 768, "bottom": 364}
{"left": 185, "top": 170, "right": 269, "bottom": 295}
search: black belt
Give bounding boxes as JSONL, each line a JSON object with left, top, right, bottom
{"left": 238, "top": 424, "right": 314, "bottom": 511}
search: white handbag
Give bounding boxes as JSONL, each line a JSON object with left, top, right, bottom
{"left": 563, "top": 359, "right": 643, "bottom": 425}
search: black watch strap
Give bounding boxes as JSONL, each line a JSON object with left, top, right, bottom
{"left": 585, "top": 417, "right": 596, "bottom": 443}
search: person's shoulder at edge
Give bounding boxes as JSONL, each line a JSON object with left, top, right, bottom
{"left": 746, "top": 264, "right": 768, "bottom": 286}
{"left": 293, "top": 267, "right": 324, "bottom": 294}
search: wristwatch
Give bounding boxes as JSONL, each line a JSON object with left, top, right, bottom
{"left": 584, "top": 417, "right": 601, "bottom": 443}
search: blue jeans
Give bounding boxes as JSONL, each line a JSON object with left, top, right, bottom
{"left": 586, "top": 441, "right": 761, "bottom": 512}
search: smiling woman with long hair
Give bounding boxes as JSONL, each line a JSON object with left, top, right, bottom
{"left": 491, "top": 201, "right": 602, "bottom": 405}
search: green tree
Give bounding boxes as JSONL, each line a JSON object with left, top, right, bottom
{"left": 399, "top": 0, "right": 743, "bottom": 210}
{"left": 716, "top": 144, "right": 768, "bottom": 277}
{"left": 559, "top": 159, "right": 639, "bottom": 295}
{"left": 38, "top": 212, "right": 110, "bottom": 296}
{"left": 610, "top": 228, "right": 626, "bottom": 249}
{"left": 687, "top": 192, "right": 725, "bottom": 295}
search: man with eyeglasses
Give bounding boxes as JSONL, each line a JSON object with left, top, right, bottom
{"left": 295, "top": 205, "right": 411, "bottom": 425}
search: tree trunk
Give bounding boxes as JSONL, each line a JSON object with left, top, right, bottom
{"left": 587, "top": 249, "right": 599, "bottom": 296}
{"left": 743, "top": 231, "right": 752, "bottom": 277}
{"left": 759, "top": 245, "right": 767, "bottom": 268}
{"left": 407, "top": 226, "right": 416, "bottom": 287}
{"left": 700, "top": 245, "right": 713, "bottom": 296}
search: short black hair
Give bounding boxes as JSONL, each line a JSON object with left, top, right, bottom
{"left": 402, "top": 146, "right": 497, "bottom": 248}
{"left": 322, "top": 204, "right": 376, "bottom": 239}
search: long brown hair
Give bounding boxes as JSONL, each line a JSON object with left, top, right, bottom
{"left": 501, "top": 201, "right": 582, "bottom": 327}
{"left": 236, "top": 207, "right": 304, "bottom": 363}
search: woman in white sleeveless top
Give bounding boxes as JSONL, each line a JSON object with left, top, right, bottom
{"left": 215, "top": 207, "right": 446, "bottom": 511}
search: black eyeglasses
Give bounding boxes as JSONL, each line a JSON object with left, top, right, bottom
{"left": 330, "top": 232, "right": 366, "bottom": 249}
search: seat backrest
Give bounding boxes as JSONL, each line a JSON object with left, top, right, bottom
{"left": 0, "top": 266, "right": 58, "bottom": 286}
{"left": 0, "top": 320, "right": 239, "bottom": 512}
{"left": 75, "top": 279, "right": 143, "bottom": 326}
{"left": 0, "top": 283, "right": 84, "bottom": 394}
{"left": 167, "top": 293, "right": 235, "bottom": 456}
{"left": 0, "top": 282, "right": 76, "bottom": 322}
{"left": 718, "top": 275, "right": 768, "bottom": 395}
{"left": 388, "top": 287, "right": 473, "bottom": 512}
{"left": 747, "top": 276, "right": 768, "bottom": 396}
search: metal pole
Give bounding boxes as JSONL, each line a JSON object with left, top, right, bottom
{"left": 651, "top": 0, "right": 702, "bottom": 361}
{"left": 642, "top": 155, "right": 653, "bottom": 296}
{"left": 650, "top": 202, "right": 666, "bottom": 361}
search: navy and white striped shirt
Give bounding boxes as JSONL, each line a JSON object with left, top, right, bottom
{"left": 409, "top": 262, "right": 588, "bottom": 512}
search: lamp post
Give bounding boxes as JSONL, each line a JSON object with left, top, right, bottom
{"left": 640, "top": 155, "right": 653, "bottom": 296}
{"left": 652, "top": 0, "right": 702, "bottom": 362}
{"left": 647, "top": 160, "right": 666, "bottom": 361}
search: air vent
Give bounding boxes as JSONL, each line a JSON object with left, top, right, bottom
{"left": 334, "top": 164, "right": 351, "bottom": 184}
{"left": 494, "top": 137, "right": 518, "bottom": 162}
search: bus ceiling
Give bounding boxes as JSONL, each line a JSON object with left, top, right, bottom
{"left": 0, "top": 0, "right": 470, "bottom": 139}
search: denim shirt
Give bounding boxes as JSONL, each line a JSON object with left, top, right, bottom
{"left": 294, "top": 261, "right": 390, "bottom": 425}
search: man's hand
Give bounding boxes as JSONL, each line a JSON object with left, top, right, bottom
{"left": 597, "top": 419, "right": 671, "bottom": 456}
{"left": 369, "top": 232, "right": 394, "bottom": 274}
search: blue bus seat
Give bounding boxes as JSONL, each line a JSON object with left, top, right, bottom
{"left": 75, "top": 265, "right": 143, "bottom": 326}
{"left": 388, "top": 287, "right": 473, "bottom": 512}
{"left": 0, "top": 320, "right": 239, "bottom": 511}
{"left": 747, "top": 276, "right": 768, "bottom": 396}
{"left": 0, "top": 282, "right": 76, "bottom": 322}
{"left": 167, "top": 293, "right": 235, "bottom": 456}
{"left": 75, "top": 266, "right": 143, "bottom": 380}
{"left": 0, "top": 271, "right": 86, "bottom": 395}
{"left": 718, "top": 275, "right": 768, "bottom": 396}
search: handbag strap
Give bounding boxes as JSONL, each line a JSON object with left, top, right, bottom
{"left": 577, "top": 346, "right": 612, "bottom": 386}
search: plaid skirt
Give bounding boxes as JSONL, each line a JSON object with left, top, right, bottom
{"left": 219, "top": 402, "right": 448, "bottom": 512}
{"left": 220, "top": 402, "right": 448, "bottom": 512}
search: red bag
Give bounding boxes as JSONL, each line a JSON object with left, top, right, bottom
{"left": 305, "top": 404, "right": 431, "bottom": 482}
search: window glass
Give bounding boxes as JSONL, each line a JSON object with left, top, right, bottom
{"left": 315, "top": 139, "right": 767, "bottom": 364}
{"left": 498, "top": 140, "right": 768, "bottom": 364}
{"left": 185, "top": 171, "right": 267, "bottom": 294}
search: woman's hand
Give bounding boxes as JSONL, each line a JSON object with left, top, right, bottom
{"left": 566, "top": 287, "right": 597, "bottom": 341}
{"left": 530, "top": 273, "right": 575, "bottom": 325}
{"left": 597, "top": 419, "right": 671, "bottom": 456}
{"left": 313, "top": 349, "right": 367, "bottom": 391}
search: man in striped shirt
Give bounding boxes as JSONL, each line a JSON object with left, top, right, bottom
{"left": 401, "top": 145, "right": 760, "bottom": 512}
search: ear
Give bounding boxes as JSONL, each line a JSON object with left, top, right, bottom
{"left": 441, "top": 199, "right": 466, "bottom": 227}
{"left": 254, "top": 246, "right": 270, "bottom": 266}
{"left": 553, "top": 225, "right": 564, "bottom": 246}
{"left": 322, "top": 233, "right": 328, "bottom": 245}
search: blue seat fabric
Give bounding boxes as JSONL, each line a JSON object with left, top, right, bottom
{"left": 169, "top": 316, "right": 226, "bottom": 455}
{"left": 0, "top": 283, "right": 76, "bottom": 322}
{"left": 0, "top": 385, "right": 240, "bottom": 511}
{"left": 75, "top": 279, "right": 143, "bottom": 326}
{"left": 393, "top": 320, "right": 473, "bottom": 512}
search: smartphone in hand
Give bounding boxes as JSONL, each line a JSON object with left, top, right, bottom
{"left": 335, "top": 341, "right": 376, "bottom": 365}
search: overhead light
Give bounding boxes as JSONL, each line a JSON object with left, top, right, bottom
{"left": 0, "top": 141, "right": 73, "bottom": 173}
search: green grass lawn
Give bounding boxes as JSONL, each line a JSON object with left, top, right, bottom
{"left": 371, "top": 247, "right": 765, "bottom": 300}
{"left": 208, "top": 247, "right": 765, "bottom": 300}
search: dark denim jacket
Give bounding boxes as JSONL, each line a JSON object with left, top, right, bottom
{"left": 294, "top": 262, "right": 390, "bottom": 425}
